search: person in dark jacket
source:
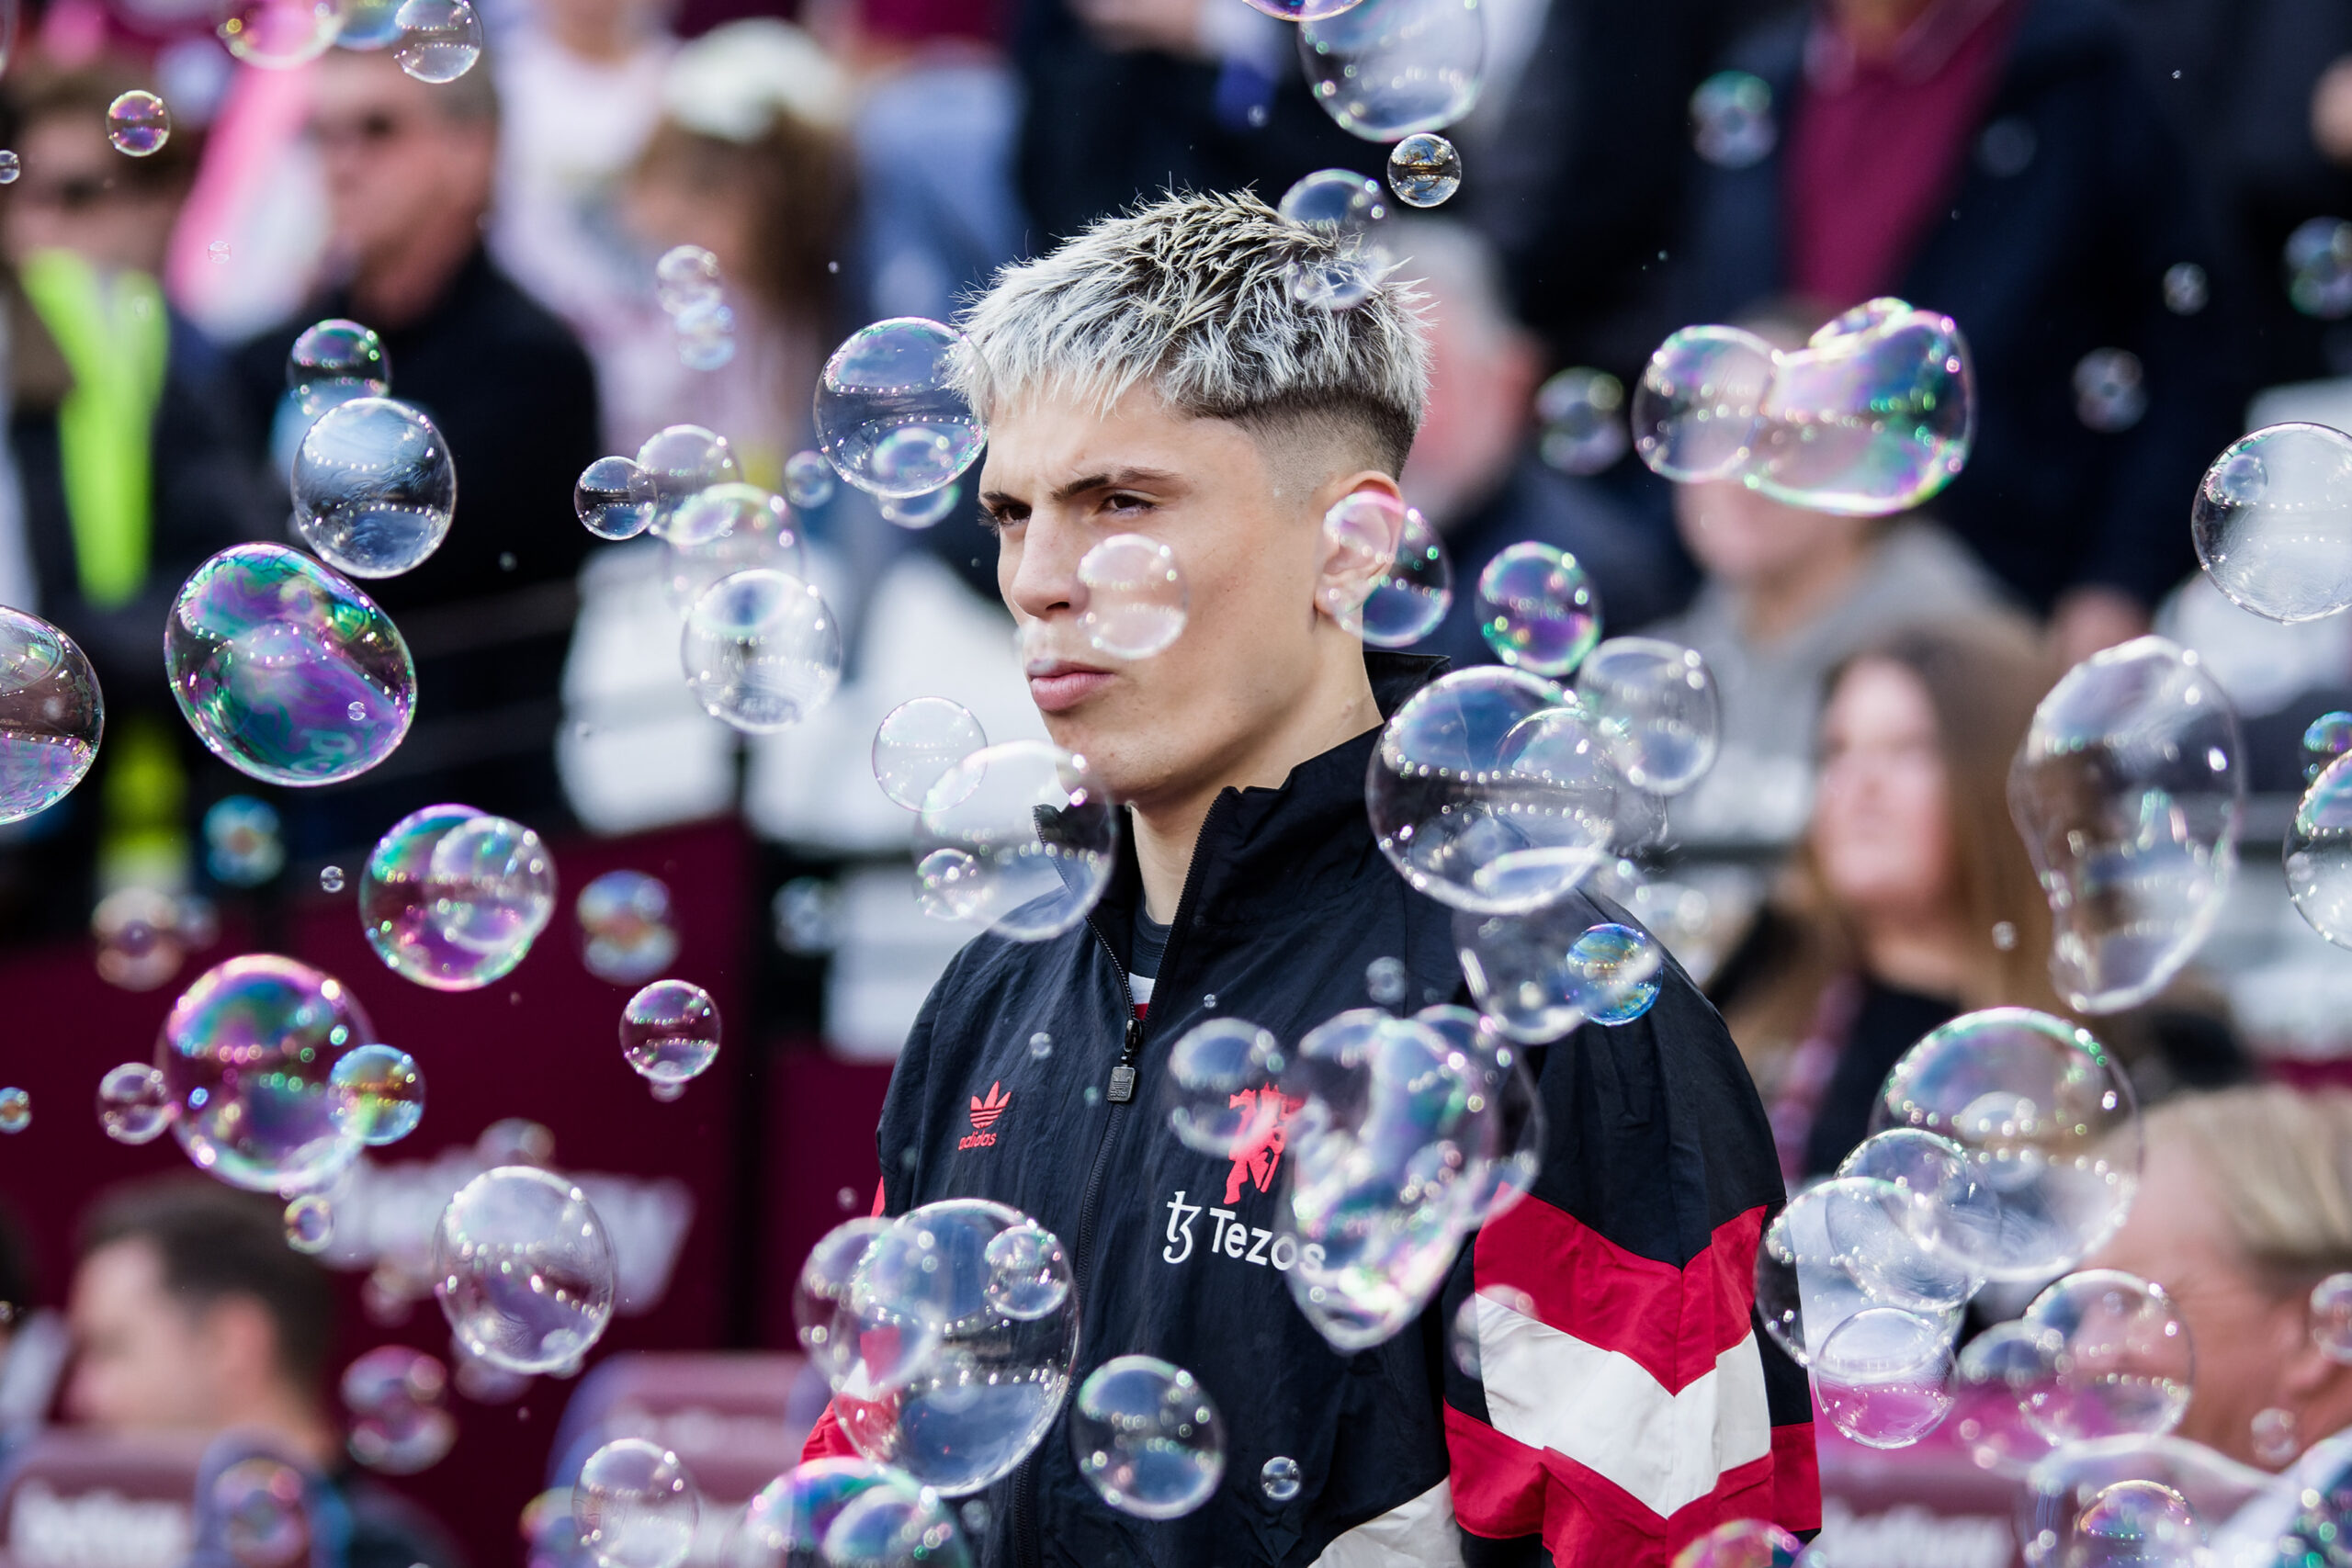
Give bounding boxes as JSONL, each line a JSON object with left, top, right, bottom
{"left": 1670, "top": 0, "right": 2246, "bottom": 668}
{"left": 799, "top": 191, "right": 1815, "bottom": 1567}
{"left": 232, "top": 47, "right": 600, "bottom": 858}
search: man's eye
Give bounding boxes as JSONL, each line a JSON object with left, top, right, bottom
{"left": 1105, "top": 493, "right": 1152, "bottom": 513}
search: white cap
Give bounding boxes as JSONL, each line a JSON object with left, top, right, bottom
{"left": 662, "top": 18, "right": 850, "bottom": 142}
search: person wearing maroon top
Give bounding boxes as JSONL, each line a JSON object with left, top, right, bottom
{"left": 1670, "top": 0, "right": 2246, "bottom": 668}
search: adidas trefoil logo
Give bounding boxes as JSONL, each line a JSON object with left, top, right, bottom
{"left": 961, "top": 1082, "right": 1010, "bottom": 1149}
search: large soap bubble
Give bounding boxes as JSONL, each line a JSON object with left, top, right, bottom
{"left": 291, "top": 397, "right": 456, "bottom": 578}
{"left": 911, "top": 741, "right": 1117, "bottom": 942}
{"left": 1813, "top": 1305, "right": 1958, "bottom": 1450}
{"left": 660, "top": 483, "right": 804, "bottom": 612}
{"left": 1070, "top": 1356, "right": 1226, "bottom": 1521}
{"left": 1366, "top": 668, "right": 1619, "bottom": 913}
{"left": 1321, "top": 491, "right": 1452, "bottom": 647}
{"left": 432, "top": 1166, "right": 616, "bottom": 1374}
{"left": 1872, "top": 1007, "right": 2141, "bottom": 1280}
{"left": 1631, "top": 326, "right": 1776, "bottom": 482}
{"left": 360, "top": 806, "right": 546, "bottom": 991}
{"left": 426, "top": 814, "right": 556, "bottom": 956}
{"left": 158, "top": 953, "right": 370, "bottom": 1193}
{"left": 635, "top": 424, "right": 740, "bottom": 536}
{"left": 2191, "top": 423, "right": 2352, "bottom": 623}
{"left": 1745, "top": 299, "right": 1973, "bottom": 515}
{"left": 1754, "top": 1176, "right": 1965, "bottom": 1367}
{"left": 574, "top": 1438, "right": 698, "bottom": 1568}
{"left": 328, "top": 1044, "right": 424, "bottom": 1145}
{"left": 0, "top": 607, "right": 101, "bottom": 823}
{"left": 2008, "top": 637, "right": 2243, "bottom": 1012}
{"left": 814, "top": 319, "right": 987, "bottom": 500}
{"left": 1576, "top": 637, "right": 1720, "bottom": 795}
{"left": 2020, "top": 1270, "right": 2194, "bottom": 1444}
{"left": 2287, "top": 753, "right": 2352, "bottom": 946}
{"left": 1476, "top": 542, "right": 1600, "bottom": 677}
{"left": 166, "top": 543, "right": 416, "bottom": 787}
{"left": 681, "top": 570, "right": 842, "bottom": 732}
{"left": 1079, "top": 535, "right": 1188, "bottom": 660}
{"left": 727, "top": 1459, "right": 906, "bottom": 1568}
{"left": 286, "top": 319, "right": 388, "bottom": 421}
{"left": 1298, "top": 0, "right": 1485, "bottom": 141}
{"left": 872, "top": 698, "right": 986, "bottom": 811}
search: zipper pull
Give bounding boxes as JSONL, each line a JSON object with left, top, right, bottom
{"left": 1107, "top": 1015, "right": 1143, "bottom": 1104}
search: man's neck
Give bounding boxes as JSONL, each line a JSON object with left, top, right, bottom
{"left": 1737, "top": 530, "right": 1875, "bottom": 645}
{"left": 347, "top": 214, "right": 481, "bottom": 330}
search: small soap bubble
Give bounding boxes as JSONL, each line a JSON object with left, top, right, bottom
{"left": 0, "top": 1088, "right": 28, "bottom": 1134}
{"left": 0, "top": 608, "right": 102, "bottom": 824}
{"left": 1690, "top": 70, "right": 1775, "bottom": 167}
{"left": 837, "top": 1187, "right": 858, "bottom": 1211}
{"left": 2163, "top": 262, "right": 2208, "bottom": 315}
{"left": 433, "top": 1166, "right": 616, "bottom": 1374}
{"left": 1079, "top": 535, "right": 1188, "bottom": 660}
{"left": 1535, "top": 367, "right": 1628, "bottom": 476}
{"left": 814, "top": 318, "right": 988, "bottom": 499}
{"left": 1261, "top": 1455, "right": 1302, "bottom": 1503}
{"left": 1298, "top": 0, "right": 1485, "bottom": 141}
{"left": 1165, "top": 1019, "right": 1287, "bottom": 1156}
{"left": 2073, "top": 348, "right": 2147, "bottom": 433}
{"left": 577, "top": 871, "right": 680, "bottom": 985}
{"left": 2307, "top": 712, "right": 2352, "bottom": 780}
{"left": 960, "top": 1498, "right": 990, "bottom": 1535}
{"left": 2255, "top": 1406, "right": 2301, "bottom": 1466}
{"left": 209, "top": 240, "right": 230, "bottom": 263}
{"left": 284, "top": 1193, "right": 334, "bottom": 1253}
{"left": 0, "top": 152, "right": 20, "bottom": 185}
{"left": 2289, "top": 755, "right": 2352, "bottom": 946}
{"left": 1070, "top": 1356, "right": 1226, "bottom": 1521}
{"left": 219, "top": 0, "right": 339, "bottom": 66}
{"left": 292, "top": 397, "right": 457, "bottom": 579}
{"left": 1365, "top": 955, "right": 1408, "bottom": 1006}
{"left": 205, "top": 796, "right": 284, "bottom": 887}
{"left": 1672, "top": 1519, "right": 1802, "bottom": 1568}
{"left": 1992, "top": 920, "right": 2018, "bottom": 952}
{"left": 2287, "top": 218, "right": 2352, "bottom": 320}
{"left": 1577, "top": 636, "right": 1721, "bottom": 795}
{"left": 1277, "top": 168, "right": 1392, "bottom": 249}
{"left": 653, "top": 245, "right": 721, "bottom": 315}
{"left": 1476, "top": 542, "right": 1601, "bottom": 677}
{"left": 984, "top": 1221, "right": 1072, "bottom": 1321}
{"left": 329, "top": 1044, "right": 424, "bottom": 1145}
{"left": 2020, "top": 1269, "right": 2193, "bottom": 1443}
{"left": 342, "top": 1346, "right": 455, "bottom": 1473}
{"left": 97, "top": 1063, "right": 171, "bottom": 1144}
{"left": 287, "top": 319, "right": 390, "bottom": 423}
{"left": 1028, "top": 1031, "right": 1053, "bottom": 1059}
{"left": 2194, "top": 424, "right": 2352, "bottom": 623}
{"left": 321, "top": 865, "right": 345, "bottom": 894}
{"left": 2315, "top": 1273, "right": 2352, "bottom": 1361}
{"left": 392, "top": 0, "right": 483, "bottom": 82}
{"left": 913, "top": 742, "right": 1117, "bottom": 942}
{"left": 682, "top": 569, "right": 843, "bottom": 732}
{"left": 873, "top": 697, "right": 987, "bottom": 812}
{"left": 635, "top": 425, "right": 740, "bottom": 534}
{"left": 620, "top": 979, "right": 720, "bottom": 1089}
{"left": 106, "top": 90, "right": 170, "bottom": 156}
{"left": 575, "top": 457, "right": 657, "bottom": 541}
{"left": 1320, "top": 491, "right": 1452, "bottom": 646}
{"left": 163, "top": 954, "right": 370, "bottom": 1191}
{"left": 92, "top": 889, "right": 195, "bottom": 993}
{"left": 783, "top": 450, "right": 835, "bottom": 511}
{"left": 572, "top": 1438, "right": 698, "bottom": 1568}
{"left": 1566, "top": 923, "right": 1662, "bottom": 1024}
{"left": 1385, "top": 133, "right": 1461, "bottom": 208}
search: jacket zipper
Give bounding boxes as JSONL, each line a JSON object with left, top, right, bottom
{"left": 1012, "top": 795, "right": 1230, "bottom": 1568}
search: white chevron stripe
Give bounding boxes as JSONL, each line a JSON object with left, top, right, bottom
{"left": 1309, "top": 1478, "right": 1464, "bottom": 1568}
{"left": 1476, "top": 1292, "right": 1772, "bottom": 1518}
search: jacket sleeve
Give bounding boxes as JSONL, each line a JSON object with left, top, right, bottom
{"left": 1441, "top": 927, "right": 1818, "bottom": 1566}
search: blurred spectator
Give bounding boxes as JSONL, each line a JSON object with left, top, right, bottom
{"left": 1395, "top": 219, "right": 1682, "bottom": 673}
{"left": 1671, "top": 0, "right": 2245, "bottom": 667}
{"left": 0, "top": 1200, "right": 66, "bottom": 1464}
{"left": 615, "top": 19, "right": 851, "bottom": 483}
{"left": 1708, "top": 616, "right": 2245, "bottom": 1179}
{"left": 232, "top": 47, "right": 601, "bottom": 857}
{"left": 0, "top": 61, "right": 269, "bottom": 929}
{"left": 66, "top": 1179, "right": 461, "bottom": 1568}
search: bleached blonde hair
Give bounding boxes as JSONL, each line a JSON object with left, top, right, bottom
{"left": 952, "top": 189, "right": 1431, "bottom": 477}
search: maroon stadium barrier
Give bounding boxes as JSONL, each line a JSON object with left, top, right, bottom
{"left": 0, "top": 1430, "right": 205, "bottom": 1568}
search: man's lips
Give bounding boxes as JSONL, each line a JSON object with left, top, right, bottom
{"left": 1025, "top": 660, "right": 1114, "bottom": 713}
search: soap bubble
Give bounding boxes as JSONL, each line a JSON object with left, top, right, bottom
{"left": 2074, "top": 348, "right": 2147, "bottom": 433}
{"left": 1576, "top": 637, "right": 1719, "bottom": 795}
{"left": 361, "top": 806, "right": 537, "bottom": 991}
{"left": 0, "top": 608, "right": 100, "bottom": 824}
{"left": 328, "top": 1044, "right": 424, "bottom": 1145}
{"left": 342, "top": 1346, "right": 454, "bottom": 1473}
{"left": 2308, "top": 712, "right": 2352, "bottom": 782}
{"left": 1951, "top": 1319, "right": 2065, "bottom": 1473}
{"left": 217, "top": 0, "right": 338, "bottom": 67}
{"left": 1690, "top": 70, "right": 1775, "bottom": 167}
{"left": 204, "top": 796, "right": 284, "bottom": 887}
{"left": 1368, "top": 667, "right": 1619, "bottom": 913}
{"left": 1070, "top": 1356, "right": 1226, "bottom": 1521}
{"left": 2192, "top": 423, "right": 2352, "bottom": 623}
{"left": 573, "top": 1438, "right": 697, "bottom": 1568}
{"left": 165, "top": 543, "right": 416, "bottom": 787}
{"left": 872, "top": 697, "right": 986, "bottom": 811}
{"left": 107, "top": 89, "right": 170, "bottom": 154}
{"left": 2287, "top": 218, "right": 2352, "bottom": 320}
{"left": 2255, "top": 1406, "right": 2301, "bottom": 1466}
{"left": 820, "top": 1481, "right": 974, "bottom": 1567}
{"left": 1165, "top": 1018, "right": 1288, "bottom": 1155}
{"left": 1079, "top": 535, "right": 1188, "bottom": 660}
{"left": 1838, "top": 1127, "right": 2004, "bottom": 1277}
{"left": 1670, "top": 1519, "right": 1801, "bottom": 1568}
{"left": 291, "top": 398, "right": 455, "bottom": 578}
{"left": 1298, "top": 0, "right": 1486, "bottom": 141}
{"left": 577, "top": 871, "right": 680, "bottom": 985}
{"left": 877, "top": 482, "right": 958, "bottom": 530}
{"left": 1535, "top": 367, "right": 1629, "bottom": 475}
{"left": 93, "top": 889, "right": 202, "bottom": 992}
{"left": 0, "top": 153, "right": 19, "bottom": 186}
{"left": 97, "top": 1062, "right": 172, "bottom": 1145}
{"left": 321, "top": 865, "right": 345, "bottom": 894}
{"left": 783, "top": 450, "right": 835, "bottom": 511}
{"left": 682, "top": 570, "right": 842, "bottom": 732}
{"left": 426, "top": 813, "right": 555, "bottom": 956}
{"left": 432, "top": 1165, "right": 616, "bottom": 1374}
{"left": 814, "top": 318, "right": 987, "bottom": 499}
{"left": 2288, "top": 753, "right": 2352, "bottom": 946}
{"left": 2019, "top": 1269, "right": 2195, "bottom": 1443}
{"left": 911, "top": 741, "right": 1116, "bottom": 942}
{"left": 653, "top": 245, "right": 721, "bottom": 315}
{"left": 575, "top": 457, "right": 656, "bottom": 541}
{"left": 620, "top": 980, "right": 719, "bottom": 1088}
{"left": 287, "top": 319, "right": 390, "bottom": 420}
{"left": 1476, "top": 543, "right": 1600, "bottom": 677}
{"left": 1813, "top": 1306, "right": 1957, "bottom": 1450}
{"left": 1385, "top": 132, "right": 1461, "bottom": 207}
{"left": 635, "top": 424, "right": 740, "bottom": 536}
{"left": 1241, "top": 0, "right": 1365, "bottom": 17}
{"left": 1261, "top": 1455, "right": 1302, "bottom": 1502}
{"left": 207, "top": 1455, "right": 311, "bottom": 1565}
{"left": 2163, "top": 263, "right": 2210, "bottom": 315}
{"left": 662, "top": 484, "right": 805, "bottom": 612}
{"left": 391, "top": 0, "right": 481, "bottom": 80}
{"left": 1365, "top": 955, "right": 1408, "bottom": 1005}
{"left": 0, "top": 1089, "right": 29, "bottom": 1134}
{"left": 1747, "top": 300, "right": 1973, "bottom": 514}
{"left": 834, "top": 1199, "right": 1080, "bottom": 1493}
{"left": 2313, "top": 1273, "right": 2352, "bottom": 1361}
{"left": 1413, "top": 1004, "right": 1544, "bottom": 1223}
{"left": 1872, "top": 1008, "right": 2140, "bottom": 1280}
{"left": 727, "top": 1459, "right": 901, "bottom": 1567}
{"left": 1753, "top": 1177, "right": 1965, "bottom": 1366}
{"left": 1448, "top": 1283, "right": 1539, "bottom": 1377}
{"left": 1631, "top": 325, "right": 1775, "bottom": 482}
{"left": 2008, "top": 637, "right": 2243, "bottom": 1012}
{"left": 1320, "top": 490, "right": 1452, "bottom": 646}
{"left": 982, "top": 1222, "right": 1071, "bottom": 1322}
{"left": 159, "top": 953, "right": 369, "bottom": 1194}
{"left": 1563, "top": 922, "right": 1661, "bottom": 1024}
{"left": 284, "top": 1194, "right": 334, "bottom": 1252}
{"left": 2068, "top": 1480, "right": 2199, "bottom": 1568}
{"left": 793, "top": 1218, "right": 902, "bottom": 1389}
{"left": 1276, "top": 168, "right": 1393, "bottom": 254}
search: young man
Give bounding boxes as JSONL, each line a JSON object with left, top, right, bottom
{"left": 803, "top": 192, "right": 1816, "bottom": 1566}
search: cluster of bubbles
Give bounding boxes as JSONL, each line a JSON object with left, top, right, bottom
{"left": 654, "top": 245, "right": 734, "bottom": 371}
{"left": 2007, "top": 637, "right": 2242, "bottom": 1011}
{"left": 910, "top": 740, "right": 1117, "bottom": 942}
{"left": 1633, "top": 298, "right": 1974, "bottom": 516}
{"left": 433, "top": 1165, "right": 617, "bottom": 1375}
{"left": 359, "top": 805, "right": 557, "bottom": 990}
{"left": 619, "top": 979, "right": 720, "bottom": 1098}
{"left": 342, "top": 1346, "right": 456, "bottom": 1473}
{"left": 725, "top": 1457, "right": 974, "bottom": 1568}
{"left": 0, "top": 607, "right": 101, "bottom": 824}
{"left": 576, "top": 869, "right": 681, "bottom": 984}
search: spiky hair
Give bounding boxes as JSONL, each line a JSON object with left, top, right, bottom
{"left": 952, "top": 189, "right": 1430, "bottom": 477}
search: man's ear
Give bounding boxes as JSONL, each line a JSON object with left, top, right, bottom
{"left": 1312, "top": 471, "right": 1408, "bottom": 630}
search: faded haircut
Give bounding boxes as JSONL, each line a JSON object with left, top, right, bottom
{"left": 953, "top": 190, "right": 1430, "bottom": 483}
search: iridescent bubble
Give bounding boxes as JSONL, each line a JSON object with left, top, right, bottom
{"left": 158, "top": 954, "right": 367, "bottom": 1193}
{"left": 682, "top": 570, "right": 842, "bottom": 732}
{"left": 2255, "top": 1406, "right": 2301, "bottom": 1466}
{"left": 287, "top": 319, "right": 390, "bottom": 421}
{"left": 1165, "top": 1018, "right": 1287, "bottom": 1156}
{"left": 573, "top": 1438, "right": 698, "bottom": 1568}
{"left": 1454, "top": 898, "right": 1601, "bottom": 1042}
{"left": 1079, "top": 534, "right": 1187, "bottom": 660}
{"left": 361, "top": 806, "right": 535, "bottom": 991}
{"left": 1873, "top": 1008, "right": 2140, "bottom": 1280}
{"left": 1576, "top": 637, "right": 1719, "bottom": 795}
{"left": 911, "top": 741, "right": 1117, "bottom": 942}
{"left": 1534, "top": 367, "right": 1628, "bottom": 475}
{"left": 783, "top": 450, "right": 835, "bottom": 511}
{"left": 1564, "top": 922, "right": 1660, "bottom": 1024}
{"left": 1365, "top": 955, "right": 1408, "bottom": 1005}
{"left": 982, "top": 1222, "right": 1071, "bottom": 1321}
{"left": 0, "top": 152, "right": 20, "bottom": 186}
{"left": 1813, "top": 1306, "right": 1957, "bottom": 1450}
{"left": 2069, "top": 1480, "right": 2199, "bottom": 1568}
{"left": 878, "top": 482, "right": 958, "bottom": 530}
{"left": 1385, "top": 132, "right": 1461, "bottom": 208}
{"left": 0, "top": 1088, "right": 28, "bottom": 1134}
{"left": 2163, "top": 263, "right": 2210, "bottom": 316}
{"left": 1747, "top": 300, "right": 1974, "bottom": 514}
{"left": 106, "top": 89, "right": 170, "bottom": 155}
{"left": 1414, "top": 1003, "right": 1544, "bottom": 1223}
{"left": 432, "top": 1166, "right": 616, "bottom": 1374}
{"left": 575, "top": 457, "right": 657, "bottom": 541}
{"left": 2287, "top": 218, "right": 2352, "bottom": 320}
{"left": 320, "top": 865, "right": 345, "bottom": 894}
{"left": 820, "top": 1481, "right": 975, "bottom": 1568}
{"left": 1369, "top": 668, "right": 1618, "bottom": 913}
{"left": 338, "top": 0, "right": 404, "bottom": 47}
{"left": 2287, "top": 753, "right": 2352, "bottom": 946}
{"left": 813, "top": 318, "right": 987, "bottom": 500}
{"left": 328, "top": 1044, "right": 424, "bottom": 1145}
{"left": 1070, "top": 1356, "right": 1226, "bottom": 1521}
{"left": 792, "top": 1217, "right": 899, "bottom": 1390}
{"left": 635, "top": 424, "right": 740, "bottom": 536}
{"left": 2313, "top": 1273, "right": 2352, "bottom": 1362}
{"left": 620, "top": 979, "right": 719, "bottom": 1088}
{"left": 1298, "top": 0, "right": 1485, "bottom": 141}
{"left": 1951, "top": 1319, "right": 2064, "bottom": 1473}
{"left": 576, "top": 871, "right": 680, "bottom": 985}
{"left": 1668, "top": 1518, "right": 1801, "bottom": 1568}
{"left": 391, "top": 0, "right": 481, "bottom": 80}
{"left": 1277, "top": 170, "right": 1393, "bottom": 310}
{"left": 1319, "top": 490, "right": 1453, "bottom": 646}
{"left": 1753, "top": 1177, "right": 1964, "bottom": 1367}
{"left": 92, "top": 888, "right": 197, "bottom": 993}
{"left": 291, "top": 397, "right": 455, "bottom": 579}
{"left": 97, "top": 1062, "right": 172, "bottom": 1145}
{"left": 2192, "top": 423, "right": 2352, "bottom": 623}
{"left": 872, "top": 697, "right": 986, "bottom": 812}
{"left": 1476, "top": 542, "right": 1600, "bottom": 676}
{"left": 1028, "top": 1031, "right": 1053, "bottom": 1059}
{"left": 2306, "top": 712, "right": 2352, "bottom": 780}
{"left": 0, "top": 608, "right": 100, "bottom": 823}
{"left": 341, "top": 1346, "right": 454, "bottom": 1474}
{"left": 2008, "top": 637, "right": 2243, "bottom": 1012}
{"left": 217, "top": 0, "right": 339, "bottom": 67}
{"left": 727, "top": 1458, "right": 902, "bottom": 1568}
{"left": 1690, "top": 70, "right": 1775, "bottom": 167}
{"left": 205, "top": 795, "right": 284, "bottom": 886}
{"left": 426, "top": 813, "right": 555, "bottom": 956}
{"left": 166, "top": 544, "right": 416, "bottom": 787}
{"left": 208, "top": 1455, "right": 311, "bottom": 1566}
{"left": 284, "top": 1193, "right": 334, "bottom": 1253}
{"left": 1838, "top": 1127, "right": 2004, "bottom": 1277}
{"left": 1261, "top": 1455, "right": 1302, "bottom": 1502}
{"left": 2074, "top": 348, "right": 2147, "bottom": 433}
{"left": 662, "top": 484, "right": 805, "bottom": 611}
{"left": 2020, "top": 1269, "right": 2195, "bottom": 1444}
{"left": 653, "top": 245, "right": 721, "bottom": 316}
{"left": 1631, "top": 325, "right": 1775, "bottom": 482}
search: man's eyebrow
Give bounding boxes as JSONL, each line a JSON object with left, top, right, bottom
{"left": 980, "top": 468, "right": 1183, "bottom": 512}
